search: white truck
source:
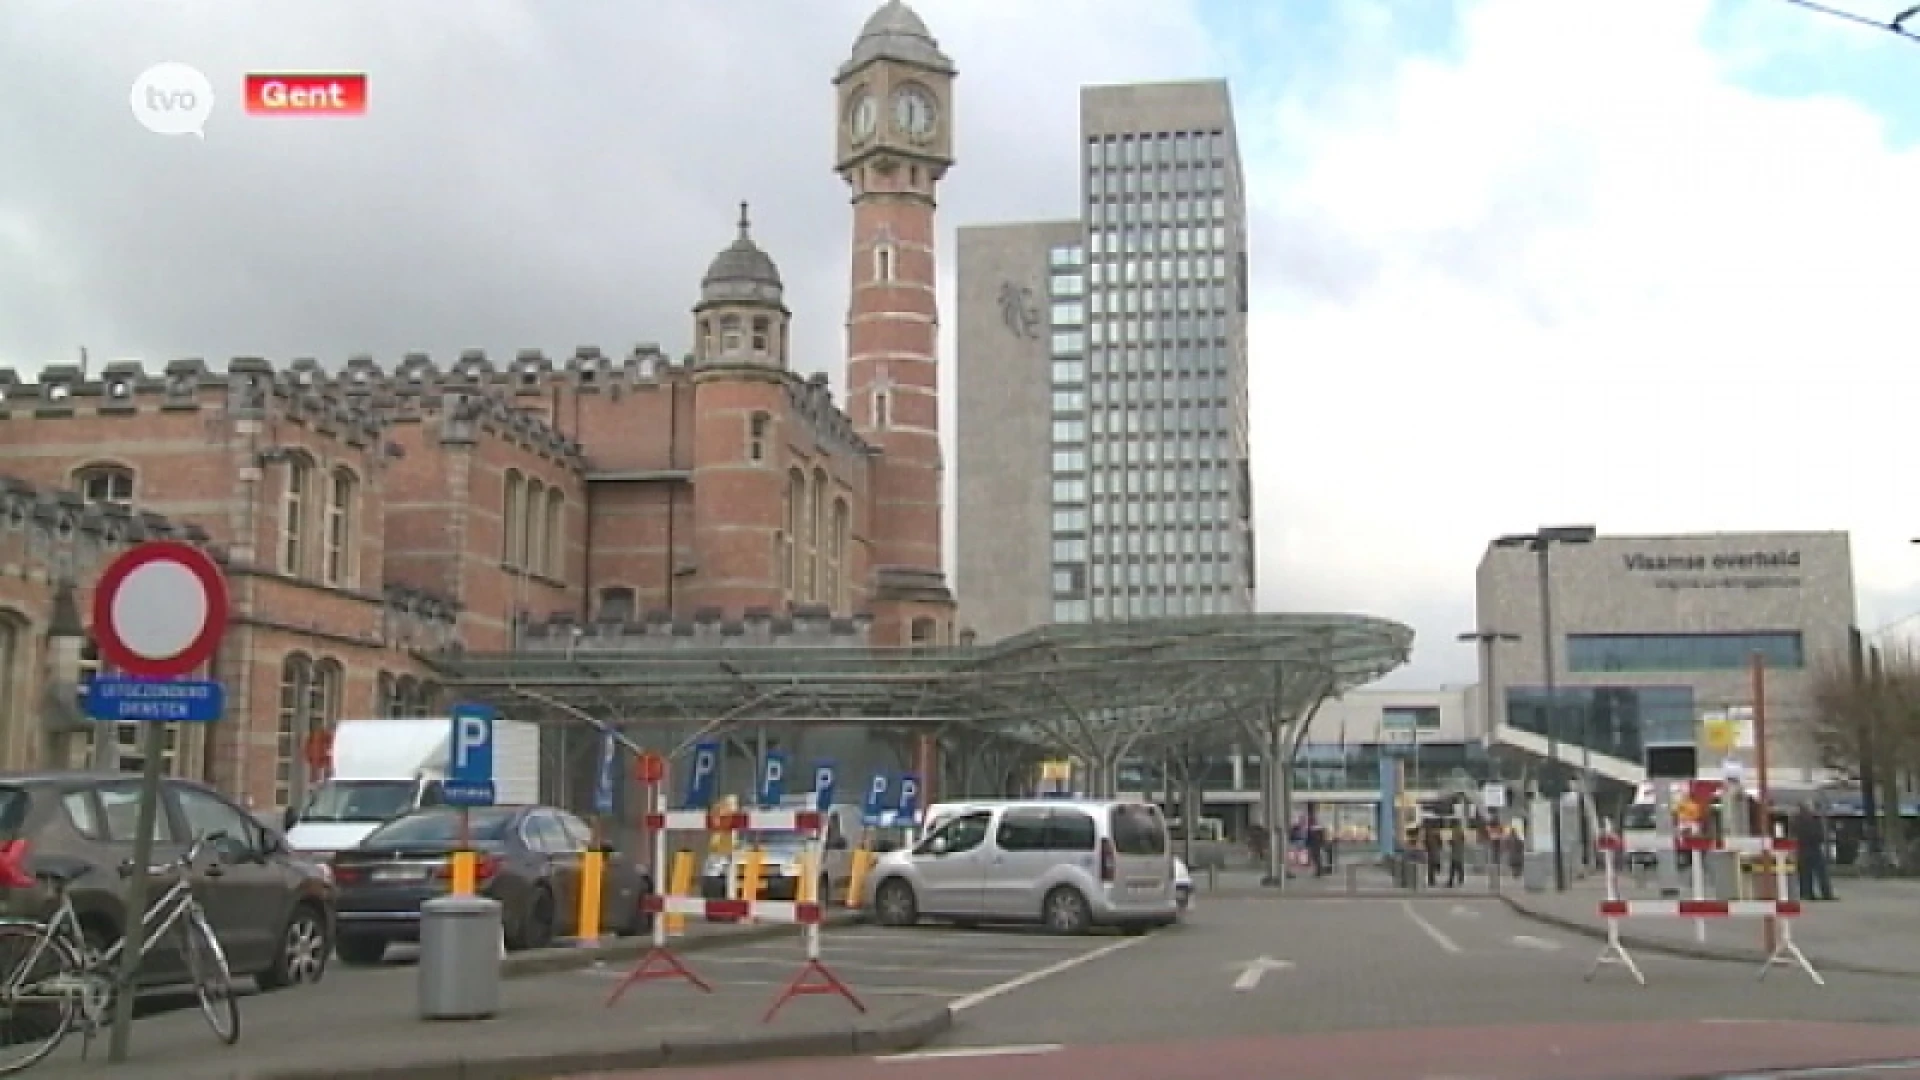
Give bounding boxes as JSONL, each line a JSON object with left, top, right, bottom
{"left": 283, "top": 716, "right": 542, "bottom": 862}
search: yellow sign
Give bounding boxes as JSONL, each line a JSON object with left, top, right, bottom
{"left": 1676, "top": 797, "right": 1702, "bottom": 825}
{"left": 1702, "top": 715, "right": 1735, "bottom": 754}
{"left": 1040, "top": 760, "right": 1072, "bottom": 782}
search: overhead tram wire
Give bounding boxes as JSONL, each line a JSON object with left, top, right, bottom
{"left": 1775, "top": 0, "right": 1920, "bottom": 43}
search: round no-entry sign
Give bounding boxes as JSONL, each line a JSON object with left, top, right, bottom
{"left": 92, "top": 541, "right": 230, "bottom": 679}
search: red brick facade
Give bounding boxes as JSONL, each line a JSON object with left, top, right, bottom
{"left": 0, "top": 2, "right": 962, "bottom": 810}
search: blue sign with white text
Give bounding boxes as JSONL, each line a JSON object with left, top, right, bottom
{"left": 685, "top": 741, "right": 721, "bottom": 810}
{"left": 445, "top": 704, "right": 497, "bottom": 808}
{"left": 759, "top": 752, "right": 788, "bottom": 808}
{"left": 863, "top": 772, "right": 891, "bottom": 819}
{"left": 811, "top": 762, "right": 837, "bottom": 813}
{"left": 592, "top": 731, "right": 618, "bottom": 816}
{"left": 896, "top": 773, "right": 921, "bottom": 820}
{"left": 83, "top": 677, "right": 224, "bottom": 724}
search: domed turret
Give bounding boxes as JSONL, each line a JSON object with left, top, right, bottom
{"left": 839, "top": 0, "right": 953, "bottom": 79}
{"left": 694, "top": 203, "right": 791, "bottom": 368}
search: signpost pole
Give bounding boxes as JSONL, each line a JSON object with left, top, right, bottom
{"left": 107, "top": 721, "right": 170, "bottom": 1063}
{"left": 1751, "top": 653, "right": 1776, "bottom": 954}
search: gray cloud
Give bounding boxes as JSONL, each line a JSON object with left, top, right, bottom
{"left": 0, "top": 0, "right": 1218, "bottom": 384}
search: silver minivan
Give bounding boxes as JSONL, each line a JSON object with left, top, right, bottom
{"left": 864, "top": 799, "right": 1177, "bottom": 933}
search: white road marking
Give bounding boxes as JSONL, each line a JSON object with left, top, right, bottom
{"left": 877, "top": 1044, "right": 1064, "bottom": 1063}
{"left": 1230, "top": 956, "right": 1294, "bottom": 991}
{"left": 699, "top": 954, "right": 1021, "bottom": 976}
{"left": 948, "top": 935, "right": 1148, "bottom": 1013}
{"left": 1449, "top": 904, "right": 1481, "bottom": 918}
{"left": 1402, "top": 900, "right": 1463, "bottom": 954}
{"left": 1510, "top": 935, "right": 1562, "bottom": 952}
{"left": 815, "top": 932, "right": 1098, "bottom": 953}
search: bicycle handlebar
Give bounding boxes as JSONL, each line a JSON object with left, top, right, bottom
{"left": 118, "top": 831, "right": 231, "bottom": 880}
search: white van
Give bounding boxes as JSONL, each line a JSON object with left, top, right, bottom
{"left": 864, "top": 798, "right": 1177, "bottom": 934}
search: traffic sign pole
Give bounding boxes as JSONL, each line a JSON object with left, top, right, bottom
{"left": 92, "top": 541, "right": 230, "bottom": 1066}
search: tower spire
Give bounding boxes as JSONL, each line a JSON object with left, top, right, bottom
{"left": 738, "top": 201, "right": 751, "bottom": 236}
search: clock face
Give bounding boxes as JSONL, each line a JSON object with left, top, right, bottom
{"left": 849, "top": 92, "right": 877, "bottom": 142}
{"left": 892, "top": 86, "right": 936, "bottom": 140}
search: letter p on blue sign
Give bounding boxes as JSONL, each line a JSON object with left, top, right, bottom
{"left": 449, "top": 704, "right": 495, "bottom": 786}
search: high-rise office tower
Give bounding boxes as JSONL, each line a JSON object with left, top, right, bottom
{"left": 957, "top": 80, "right": 1253, "bottom": 642}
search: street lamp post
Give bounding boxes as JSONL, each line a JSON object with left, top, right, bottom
{"left": 1494, "top": 525, "right": 1597, "bottom": 893}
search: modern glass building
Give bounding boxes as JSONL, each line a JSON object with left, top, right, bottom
{"left": 957, "top": 80, "right": 1254, "bottom": 640}
{"left": 1474, "top": 531, "right": 1855, "bottom": 789}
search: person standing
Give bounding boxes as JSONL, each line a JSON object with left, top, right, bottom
{"left": 1792, "top": 804, "right": 1835, "bottom": 902}
{"left": 1424, "top": 823, "right": 1443, "bottom": 887}
{"left": 1446, "top": 822, "right": 1467, "bottom": 888}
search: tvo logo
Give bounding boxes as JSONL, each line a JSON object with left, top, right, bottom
{"left": 131, "top": 63, "right": 214, "bottom": 138}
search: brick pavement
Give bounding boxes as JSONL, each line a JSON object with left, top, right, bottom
{"left": 1503, "top": 874, "right": 1920, "bottom": 976}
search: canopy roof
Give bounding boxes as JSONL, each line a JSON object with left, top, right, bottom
{"left": 424, "top": 613, "right": 1414, "bottom": 750}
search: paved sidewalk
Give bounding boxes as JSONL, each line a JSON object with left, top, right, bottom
{"left": 28, "top": 919, "right": 942, "bottom": 1078}
{"left": 1502, "top": 873, "right": 1920, "bottom": 977}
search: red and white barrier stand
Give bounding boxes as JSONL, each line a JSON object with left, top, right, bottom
{"left": 605, "top": 800, "right": 866, "bottom": 1023}
{"left": 1589, "top": 833, "right": 1823, "bottom": 986}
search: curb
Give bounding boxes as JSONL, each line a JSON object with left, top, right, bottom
{"left": 1496, "top": 894, "right": 1920, "bottom": 980}
{"left": 502, "top": 911, "right": 865, "bottom": 979}
{"left": 252, "top": 1004, "right": 953, "bottom": 1080}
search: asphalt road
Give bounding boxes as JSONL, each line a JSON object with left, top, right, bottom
{"left": 581, "top": 895, "right": 1920, "bottom": 1080}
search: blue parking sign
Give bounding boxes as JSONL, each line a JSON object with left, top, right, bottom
{"left": 444, "top": 703, "right": 496, "bottom": 807}
{"left": 684, "top": 741, "right": 720, "bottom": 810}
{"left": 863, "top": 772, "right": 891, "bottom": 819}
{"left": 811, "top": 762, "right": 836, "bottom": 813}
{"left": 759, "top": 752, "right": 788, "bottom": 808}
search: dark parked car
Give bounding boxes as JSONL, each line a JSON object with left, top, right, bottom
{"left": 0, "top": 771, "right": 335, "bottom": 991}
{"left": 328, "top": 804, "right": 653, "bottom": 965}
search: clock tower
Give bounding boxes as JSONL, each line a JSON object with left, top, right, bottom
{"left": 834, "top": 1, "right": 956, "bottom": 648}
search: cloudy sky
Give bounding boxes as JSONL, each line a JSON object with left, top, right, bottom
{"left": 4, "top": 0, "right": 1919, "bottom": 689}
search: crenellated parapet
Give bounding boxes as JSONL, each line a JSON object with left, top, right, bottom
{"left": 379, "top": 385, "right": 590, "bottom": 470}
{"left": 0, "top": 474, "right": 215, "bottom": 587}
{"left": 521, "top": 603, "right": 874, "bottom": 651}
{"left": 380, "top": 583, "right": 461, "bottom": 652}
{"left": 329, "top": 346, "right": 686, "bottom": 399}
{"left": 783, "top": 371, "right": 875, "bottom": 460}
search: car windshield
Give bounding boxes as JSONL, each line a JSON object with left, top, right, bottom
{"left": 360, "top": 808, "right": 515, "bottom": 850}
{"left": 301, "top": 780, "right": 418, "bottom": 824}
{"left": 1621, "top": 804, "right": 1657, "bottom": 830}
{"left": 736, "top": 831, "right": 806, "bottom": 856}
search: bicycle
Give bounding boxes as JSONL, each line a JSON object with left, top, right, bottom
{"left": 0, "top": 832, "right": 239, "bottom": 1073}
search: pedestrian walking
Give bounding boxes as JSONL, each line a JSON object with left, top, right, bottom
{"left": 1792, "top": 803, "right": 1836, "bottom": 902}
{"left": 1446, "top": 822, "right": 1467, "bottom": 888}
{"left": 1424, "top": 823, "right": 1442, "bottom": 887}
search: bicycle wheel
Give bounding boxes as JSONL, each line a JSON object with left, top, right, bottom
{"left": 179, "top": 911, "right": 238, "bottom": 1045}
{"left": 0, "top": 922, "right": 81, "bottom": 1074}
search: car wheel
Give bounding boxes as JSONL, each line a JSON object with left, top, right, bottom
{"left": 335, "top": 933, "right": 387, "bottom": 967}
{"left": 512, "top": 887, "right": 556, "bottom": 951}
{"left": 1043, "top": 886, "right": 1092, "bottom": 935}
{"left": 874, "top": 878, "right": 918, "bottom": 927}
{"left": 258, "top": 903, "right": 330, "bottom": 990}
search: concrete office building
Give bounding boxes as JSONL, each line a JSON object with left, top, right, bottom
{"left": 957, "top": 80, "right": 1254, "bottom": 641}
{"left": 1474, "top": 531, "right": 1855, "bottom": 789}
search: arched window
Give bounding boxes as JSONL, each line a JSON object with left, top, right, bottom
{"left": 377, "top": 672, "right": 398, "bottom": 717}
{"left": 874, "top": 390, "right": 890, "bottom": 430}
{"left": 324, "top": 467, "right": 357, "bottom": 587}
{"left": 525, "top": 479, "right": 548, "bottom": 575}
{"left": 0, "top": 611, "right": 23, "bottom": 768}
{"left": 275, "top": 654, "right": 313, "bottom": 807}
{"left": 393, "top": 675, "right": 419, "bottom": 718}
{"left": 414, "top": 680, "right": 441, "bottom": 716}
{"left": 280, "top": 455, "right": 313, "bottom": 575}
{"left": 830, "top": 499, "right": 850, "bottom": 612}
{"left": 699, "top": 319, "right": 714, "bottom": 359}
{"left": 544, "top": 487, "right": 565, "bottom": 577}
{"left": 502, "top": 469, "right": 525, "bottom": 566}
{"left": 720, "top": 315, "right": 743, "bottom": 355}
{"left": 785, "top": 468, "right": 805, "bottom": 597}
{"left": 910, "top": 618, "right": 936, "bottom": 651}
{"left": 747, "top": 412, "right": 770, "bottom": 464}
{"left": 809, "top": 469, "right": 828, "bottom": 603}
{"left": 73, "top": 464, "right": 134, "bottom": 506}
{"left": 751, "top": 317, "right": 770, "bottom": 354}
{"left": 874, "top": 243, "right": 895, "bottom": 283}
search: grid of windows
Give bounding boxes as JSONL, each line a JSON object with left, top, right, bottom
{"left": 1566, "top": 632, "right": 1805, "bottom": 674}
{"left": 1078, "top": 125, "right": 1252, "bottom": 621}
{"left": 1048, "top": 245, "right": 1090, "bottom": 625}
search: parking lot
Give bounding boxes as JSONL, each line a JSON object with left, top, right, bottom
{"left": 587, "top": 924, "right": 1148, "bottom": 1009}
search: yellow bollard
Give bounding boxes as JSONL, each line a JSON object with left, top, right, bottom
{"left": 796, "top": 847, "right": 819, "bottom": 906}
{"left": 844, "top": 847, "right": 873, "bottom": 909}
{"left": 578, "top": 848, "right": 605, "bottom": 945}
{"left": 449, "top": 850, "right": 477, "bottom": 897}
{"left": 740, "top": 847, "right": 767, "bottom": 921}
{"left": 665, "top": 849, "right": 696, "bottom": 936}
